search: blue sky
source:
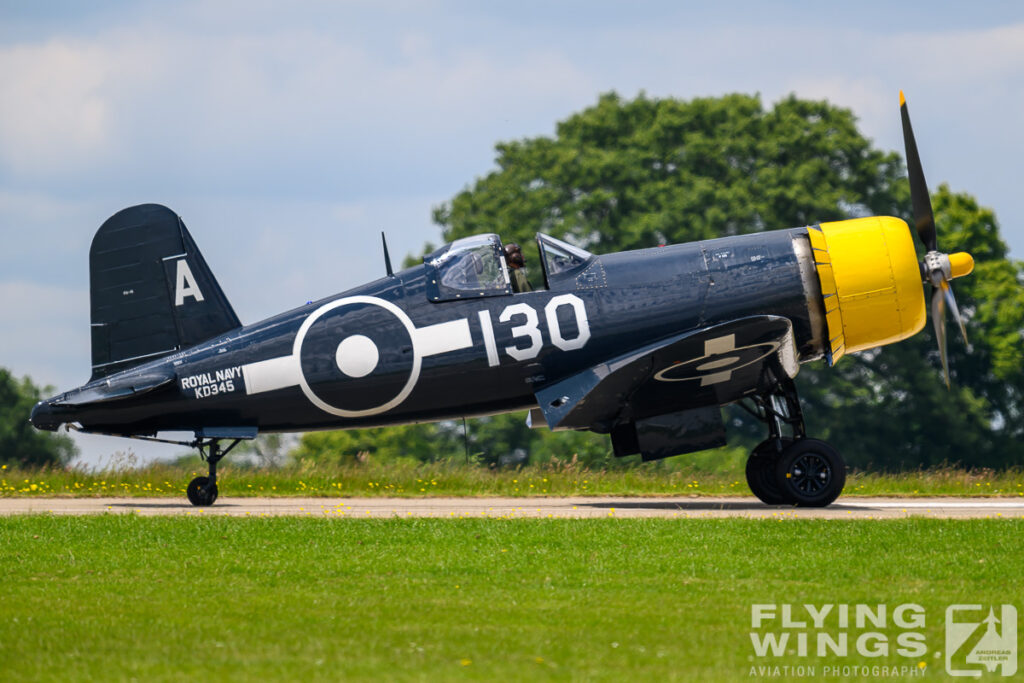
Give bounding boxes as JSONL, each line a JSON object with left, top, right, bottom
{"left": 2, "top": 1, "right": 1022, "bottom": 465}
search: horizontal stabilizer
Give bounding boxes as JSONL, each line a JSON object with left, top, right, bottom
{"left": 55, "top": 370, "right": 176, "bottom": 406}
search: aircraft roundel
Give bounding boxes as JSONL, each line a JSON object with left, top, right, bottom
{"left": 653, "top": 328, "right": 782, "bottom": 387}
{"left": 293, "top": 297, "right": 420, "bottom": 417}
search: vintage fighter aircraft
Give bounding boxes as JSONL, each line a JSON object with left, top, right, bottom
{"left": 30, "top": 93, "right": 974, "bottom": 507}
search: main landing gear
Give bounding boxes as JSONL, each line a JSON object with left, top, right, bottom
{"left": 741, "top": 371, "right": 846, "bottom": 507}
{"left": 186, "top": 438, "right": 243, "bottom": 507}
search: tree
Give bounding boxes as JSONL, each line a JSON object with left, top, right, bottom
{"left": 0, "top": 368, "right": 76, "bottom": 467}
{"left": 294, "top": 423, "right": 460, "bottom": 465}
{"left": 427, "top": 92, "right": 1023, "bottom": 469}
{"left": 432, "top": 93, "right": 907, "bottom": 285}
{"left": 227, "top": 433, "right": 300, "bottom": 468}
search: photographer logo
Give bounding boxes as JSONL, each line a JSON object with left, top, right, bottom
{"left": 946, "top": 605, "right": 1016, "bottom": 677}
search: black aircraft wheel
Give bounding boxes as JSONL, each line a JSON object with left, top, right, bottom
{"left": 745, "top": 438, "right": 793, "bottom": 505}
{"left": 186, "top": 476, "right": 218, "bottom": 507}
{"left": 775, "top": 439, "right": 845, "bottom": 508}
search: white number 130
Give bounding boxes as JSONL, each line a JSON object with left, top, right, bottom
{"left": 478, "top": 294, "right": 591, "bottom": 366}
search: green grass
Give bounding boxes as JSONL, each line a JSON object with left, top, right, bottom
{"left": 0, "top": 516, "right": 1021, "bottom": 681}
{"left": 5, "top": 459, "right": 1024, "bottom": 498}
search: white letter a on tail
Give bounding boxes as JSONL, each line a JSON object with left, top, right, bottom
{"left": 175, "top": 259, "right": 205, "bottom": 306}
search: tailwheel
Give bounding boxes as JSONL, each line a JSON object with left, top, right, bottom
{"left": 99, "top": 432, "right": 247, "bottom": 506}
{"left": 745, "top": 438, "right": 793, "bottom": 505}
{"left": 184, "top": 437, "right": 244, "bottom": 507}
{"left": 187, "top": 476, "right": 218, "bottom": 506}
{"left": 775, "top": 438, "right": 845, "bottom": 507}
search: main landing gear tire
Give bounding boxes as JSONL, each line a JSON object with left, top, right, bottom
{"left": 745, "top": 438, "right": 793, "bottom": 505}
{"left": 774, "top": 438, "right": 845, "bottom": 508}
{"left": 187, "top": 476, "right": 219, "bottom": 507}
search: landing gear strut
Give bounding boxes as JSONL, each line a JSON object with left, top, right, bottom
{"left": 68, "top": 428, "right": 249, "bottom": 507}
{"left": 741, "top": 369, "right": 845, "bottom": 507}
{"left": 186, "top": 438, "right": 242, "bottom": 507}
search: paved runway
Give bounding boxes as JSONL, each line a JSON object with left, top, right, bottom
{"left": 2, "top": 496, "right": 1024, "bottom": 518}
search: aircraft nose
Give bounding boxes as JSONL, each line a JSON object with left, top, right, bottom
{"left": 29, "top": 400, "right": 61, "bottom": 431}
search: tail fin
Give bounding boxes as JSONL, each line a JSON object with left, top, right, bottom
{"left": 89, "top": 204, "right": 241, "bottom": 380}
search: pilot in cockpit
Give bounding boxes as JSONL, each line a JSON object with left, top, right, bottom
{"left": 504, "top": 242, "right": 533, "bottom": 293}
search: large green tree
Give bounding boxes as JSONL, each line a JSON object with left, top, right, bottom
{"left": 433, "top": 93, "right": 908, "bottom": 279}
{"left": 427, "top": 92, "right": 1023, "bottom": 469}
{"left": 0, "top": 368, "right": 76, "bottom": 467}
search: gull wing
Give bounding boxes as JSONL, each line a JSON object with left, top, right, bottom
{"left": 534, "top": 315, "right": 797, "bottom": 432}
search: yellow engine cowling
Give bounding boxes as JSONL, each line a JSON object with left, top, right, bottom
{"left": 808, "top": 216, "right": 926, "bottom": 363}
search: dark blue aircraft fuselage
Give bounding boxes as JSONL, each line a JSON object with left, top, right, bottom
{"left": 35, "top": 227, "right": 819, "bottom": 437}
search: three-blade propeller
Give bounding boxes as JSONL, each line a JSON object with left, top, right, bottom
{"left": 899, "top": 91, "right": 974, "bottom": 388}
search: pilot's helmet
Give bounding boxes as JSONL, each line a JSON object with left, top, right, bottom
{"left": 504, "top": 242, "right": 525, "bottom": 268}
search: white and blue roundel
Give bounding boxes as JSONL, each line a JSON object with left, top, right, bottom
{"left": 239, "top": 296, "right": 474, "bottom": 418}
{"left": 295, "top": 298, "right": 419, "bottom": 416}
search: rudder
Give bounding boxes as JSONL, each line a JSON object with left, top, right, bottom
{"left": 89, "top": 204, "right": 241, "bottom": 380}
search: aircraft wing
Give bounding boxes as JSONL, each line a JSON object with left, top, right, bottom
{"left": 534, "top": 315, "right": 797, "bottom": 432}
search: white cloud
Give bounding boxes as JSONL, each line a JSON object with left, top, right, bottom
{"left": 0, "top": 39, "right": 117, "bottom": 173}
{"left": 0, "top": 18, "right": 592, "bottom": 194}
{"left": 0, "top": 281, "right": 89, "bottom": 390}
{"left": 899, "top": 23, "right": 1024, "bottom": 83}
{"left": 181, "top": 193, "right": 445, "bottom": 323}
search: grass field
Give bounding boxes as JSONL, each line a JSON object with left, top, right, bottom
{"left": 1, "top": 515, "right": 1021, "bottom": 681}
{"left": 4, "top": 459, "right": 1024, "bottom": 499}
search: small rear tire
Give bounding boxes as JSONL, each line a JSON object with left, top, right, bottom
{"left": 746, "top": 438, "right": 793, "bottom": 505}
{"left": 775, "top": 439, "right": 845, "bottom": 507}
{"left": 187, "top": 476, "right": 218, "bottom": 506}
